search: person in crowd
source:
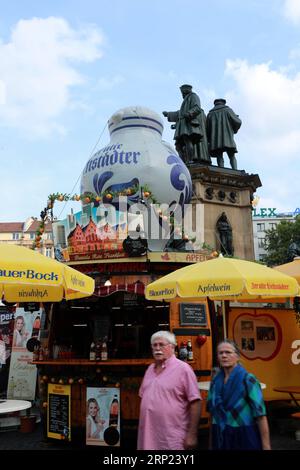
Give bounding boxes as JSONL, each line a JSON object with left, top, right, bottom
{"left": 137, "top": 330, "right": 201, "bottom": 450}
{"left": 86, "top": 397, "right": 105, "bottom": 440}
{"left": 207, "top": 339, "right": 271, "bottom": 450}
{"left": 12, "top": 316, "right": 29, "bottom": 348}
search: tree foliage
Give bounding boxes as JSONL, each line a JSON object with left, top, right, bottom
{"left": 264, "top": 216, "right": 300, "bottom": 266}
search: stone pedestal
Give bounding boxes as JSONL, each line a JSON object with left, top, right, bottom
{"left": 189, "top": 164, "right": 262, "bottom": 260}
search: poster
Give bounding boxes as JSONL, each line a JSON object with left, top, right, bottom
{"left": 0, "top": 305, "right": 15, "bottom": 398}
{"left": 47, "top": 383, "right": 71, "bottom": 441}
{"left": 7, "top": 307, "right": 43, "bottom": 400}
{"left": 229, "top": 307, "right": 300, "bottom": 400}
{"left": 86, "top": 387, "right": 120, "bottom": 447}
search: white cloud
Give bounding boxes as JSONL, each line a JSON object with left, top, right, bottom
{"left": 0, "top": 17, "right": 105, "bottom": 137}
{"left": 225, "top": 58, "right": 300, "bottom": 212}
{"left": 225, "top": 59, "right": 300, "bottom": 160}
{"left": 283, "top": 0, "right": 300, "bottom": 25}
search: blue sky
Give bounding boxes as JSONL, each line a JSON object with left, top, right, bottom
{"left": 1, "top": 0, "right": 300, "bottom": 221}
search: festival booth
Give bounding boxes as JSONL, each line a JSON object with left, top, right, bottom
{"left": 29, "top": 106, "right": 221, "bottom": 446}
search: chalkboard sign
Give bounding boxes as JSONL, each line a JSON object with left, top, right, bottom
{"left": 47, "top": 384, "right": 71, "bottom": 441}
{"left": 179, "top": 303, "right": 207, "bottom": 326}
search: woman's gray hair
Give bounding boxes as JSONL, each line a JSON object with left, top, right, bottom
{"left": 217, "top": 339, "right": 240, "bottom": 356}
{"left": 151, "top": 331, "right": 176, "bottom": 346}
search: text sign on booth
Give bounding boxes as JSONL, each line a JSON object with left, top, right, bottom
{"left": 179, "top": 303, "right": 207, "bottom": 326}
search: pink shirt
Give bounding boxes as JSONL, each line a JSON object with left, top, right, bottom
{"left": 137, "top": 355, "right": 201, "bottom": 450}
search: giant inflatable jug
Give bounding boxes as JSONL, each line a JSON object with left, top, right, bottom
{"left": 80, "top": 106, "right": 192, "bottom": 251}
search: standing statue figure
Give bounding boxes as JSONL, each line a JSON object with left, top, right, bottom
{"left": 287, "top": 240, "right": 300, "bottom": 262}
{"left": 206, "top": 99, "right": 242, "bottom": 170}
{"left": 216, "top": 212, "right": 234, "bottom": 256}
{"left": 163, "top": 84, "right": 210, "bottom": 165}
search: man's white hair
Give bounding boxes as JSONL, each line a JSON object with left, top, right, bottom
{"left": 151, "top": 330, "right": 176, "bottom": 346}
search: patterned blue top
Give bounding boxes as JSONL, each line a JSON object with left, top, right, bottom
{"left": 207, "top": 365, "right": 266, "bottom": 450}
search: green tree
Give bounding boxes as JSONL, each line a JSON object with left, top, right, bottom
{"left": 264, "top": 216, "right": 300, "bottom": 266}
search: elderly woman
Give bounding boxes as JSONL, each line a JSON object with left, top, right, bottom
{"left": 207, "top": 339, "right": 271, "bottom": 450}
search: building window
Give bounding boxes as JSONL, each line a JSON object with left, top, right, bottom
{"left": 30, "top": 233, "right": 35, "bottom": 240}
{"left": 258, "top": 238, "right": 265, "bottom": 248}
{"left": 257, "top": 223, "right": 265, "bottom": 232}
{"left": 269, "top": 223, "right": 277, "bottom": 230}
{"left": 12, "top": 233, "right": 20, "bottom": 240}
{"left": 47, "top": 233, "right": 53, "bottom": 240}
{"left": 45, "top": 248, "right": 52, "bottom": 258}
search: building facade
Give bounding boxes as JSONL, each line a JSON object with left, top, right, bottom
{"left": 252, "top": 209, "right": 295, "bottom": 261}
{"left": 0, "top": 217, "right": 54, "bottom": 257}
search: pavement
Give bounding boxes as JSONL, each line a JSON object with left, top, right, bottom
{"left": 0, "top": 401, "right": 299, "bottom": 452}
{"left": 0, "top": 419, "right": 299, "bottom": 451}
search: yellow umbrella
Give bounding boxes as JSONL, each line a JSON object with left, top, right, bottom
{"left": 274, "top": 257, "right": 300, "bottom": 284}
{"left": 145, "top": 256, "right": 299, "bottom": 337}
{"left": 0, "top": 244, "right": 94, "bottom": 302}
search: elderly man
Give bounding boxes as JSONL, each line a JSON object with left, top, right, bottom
{"left": 137, "top": 330, "right": 201, "bottom": 450}
{"left": 163, "top": 84, "right": 208, "bottom": 164}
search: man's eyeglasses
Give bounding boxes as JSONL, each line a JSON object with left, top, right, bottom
{"left": 151, "top": 342, "right": 171, "bottom": 349}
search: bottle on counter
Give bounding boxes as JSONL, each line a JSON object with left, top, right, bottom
{"left": 44, "top": 346, "right": 49, "bottom": 360}
{"left": 95, "top": 341, "right": 101, "bottom": 361}
{"left": 38, "top": 346, "right": 44, "bottom": 361}
{"left": 179, "top": 341, "right": 188, "bottom": 361}
{"left": 101, "top": 339, "right": 108, "bottom": 361}
{"left": 187, "top": 340, "right": 193, "bottom": 361}
{"left": 109, "top": 394, "right": 119, "bottom": 426}
{"left": 52, "top": 341, "right": 59, "bottom": 360}
{"left": 89, "top": 342, "right": 96, "bottom": 361}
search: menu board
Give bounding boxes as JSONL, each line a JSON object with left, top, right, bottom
{"left": 179, "top": 303, "right": 207, "bottom": 326}
{"left": 47, "top": 383, "right": 71, "bottom": 441}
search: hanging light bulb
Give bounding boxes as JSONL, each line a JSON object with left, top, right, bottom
{"left": 104, "top": 277, "right": 111, "bottom": 287}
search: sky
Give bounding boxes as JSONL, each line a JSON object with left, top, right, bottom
{"left": 1, "top": 0, "right": 300, "bottom": 222}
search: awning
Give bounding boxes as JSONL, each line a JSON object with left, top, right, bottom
{"left": 93, "top": 274, "right": 157, "bottom": 297}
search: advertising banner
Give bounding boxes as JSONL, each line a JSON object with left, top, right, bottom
{"left": 0, "top": 305, "right": 15, "bottom": 397}
{"left": 86, "top": 387, "right": 120, "bottom": 447}
{"left": 53, "top": 205, "right": 129, "bottom": 262}
{"left": 7, "top": 307, "right": 43, "bottom": 400}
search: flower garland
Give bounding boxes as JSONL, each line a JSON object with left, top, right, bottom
{"left": 33, "top": 184, "right": 218, "bottom": 253}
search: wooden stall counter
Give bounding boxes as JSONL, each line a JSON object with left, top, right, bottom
{"left": 32, "top": 358, "right": 195, "bottom": 366}
{"left": 32, "top": 358, "right": 154, "bottom": 366}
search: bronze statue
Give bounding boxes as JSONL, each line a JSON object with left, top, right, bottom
{"left": 163, "top": 85, "right": 210, "bottom": 165}
{"left": 206, "top": 99, "right": 242, "bottom": 170}
{"left": 287, "top": 241, "right": 300, "bottom": 262}
{"left": 216, "top": 212, "right": 233, "bottom": 255}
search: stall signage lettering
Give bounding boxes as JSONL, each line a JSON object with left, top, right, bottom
{"left": 0, "top": 269, "right": 58, "bottom": 281}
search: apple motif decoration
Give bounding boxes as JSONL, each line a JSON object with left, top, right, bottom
{"left": 196, "top": 335, "right": 207, "bottom": 346}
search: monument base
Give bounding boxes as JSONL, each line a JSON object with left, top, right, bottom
{"left": 189, "top": 163, "right": 262, "bottom": 260}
